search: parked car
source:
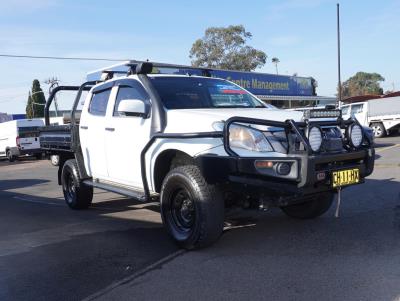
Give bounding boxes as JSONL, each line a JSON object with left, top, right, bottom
{"left": 39, "top": 61, "right": 375, "bottom": 249}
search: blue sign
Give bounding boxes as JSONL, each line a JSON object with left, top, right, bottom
{"left": 211, "top": 70, "right": 313, "bottom": 97}
{"left": 165, "top": 68, "right": 314, "bottom": 97}
{"left": 12, "top": 114, "right": 26, "bottom": 120}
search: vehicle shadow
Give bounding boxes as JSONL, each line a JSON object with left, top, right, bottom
{"left": 92, "top": 195, "right": 161, "bottom": 213}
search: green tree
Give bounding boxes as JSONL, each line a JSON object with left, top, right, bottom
{"left": 26, "top": 92, "right": 33, "bottom": 119}
{"left": 271, "top": 57, "right": 280, "bottom": 74}
{"left": 340, "top": 72, "right": 385, "bottom": 97}
{"left": 189, "top": 25, "right": 267, "bottom": 71}
{"left": 25, "top": 79, "right": 46, "bottom": 118}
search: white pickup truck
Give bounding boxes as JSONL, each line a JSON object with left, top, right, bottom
{"left": 0, "top": 119, "right": 44, "bottom": 161}
{"left": 341, "top": 96, "right": 400, "bottom": 138}
{"left": 39, "top": 61, "right": 375, "bottom": 249}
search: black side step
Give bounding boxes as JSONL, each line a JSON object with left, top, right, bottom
{"left": 82, "top": 180, "right": 158, "bottom": 202}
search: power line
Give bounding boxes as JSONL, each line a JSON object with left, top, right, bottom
{"left": 0, "top": 54, "right": 129, "bottom": 62}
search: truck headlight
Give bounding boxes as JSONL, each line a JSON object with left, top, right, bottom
{"left": 307, "top": 126, "right": 323, "bottom": 152}
{"left": 347, "top": 124, "right": 363, "bottom": 147}
{"left": 229, "top": 125, "right": 273, "bottom": 152}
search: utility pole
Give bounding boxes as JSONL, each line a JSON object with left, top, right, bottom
{"left": 45, "top": 77, "right": 60, "bottom": 117}
{"left": 336, "top": 3, "right": 342, "bottom": 109}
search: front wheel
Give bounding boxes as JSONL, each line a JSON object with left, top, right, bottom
{"left": 280, "top": 192, "right": 334, "bottom": 219}
{"left": 61, "top": 159, "right": 93, "bottom": 209}
{"left": 370, "top": 123, "right": 385, "bottom": 138}
{"left": 160, "top": 165, "right": 224, "bottom": 249}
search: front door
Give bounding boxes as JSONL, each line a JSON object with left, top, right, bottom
{"left": 350, "top": 103, "right": 367, "bottom": 126}
{"left": 104, "top": 80, "right": 152, "bottom": 188}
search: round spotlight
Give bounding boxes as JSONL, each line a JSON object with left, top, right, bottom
{"left": 276, "top": 162, "right": 291, "bottom": 175}
{"left": 308, "top": 126, "right": 323, "bottom": 152}
{"left": 348, "top": 124, "right": 363, "bottom": 148}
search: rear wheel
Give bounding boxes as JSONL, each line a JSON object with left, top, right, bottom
{"left": 280, "top": 192, "right": 334, "bottom": 219}
{"left": 370, "top": 123, "right": 385, "bottom": 138}
{"left": 6, "top": 150, "right": 15, "bottom": 162}
{"left": 35, "top": 153, "right": 42, "bottom": 160}
{"left": 160, "top": 165, "right": 224, "bottom": 249}
{"left": 50, "top": 155, "right": 60, "bottom": 166}
{"left": 61, "top": 159, "right": 93, "bottom": 209}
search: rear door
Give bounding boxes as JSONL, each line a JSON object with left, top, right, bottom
{"left": 17, "top": 126, "right": 41, "bottom": 150}
{"left": 80, "top": 87, "right": 113, "bottom": 179}
{"left": 104, "top": 80, "right": 152, "bottom": 188}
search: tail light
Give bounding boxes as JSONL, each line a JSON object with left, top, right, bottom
{"left": 16, "top": 136, "right": 21, "bottom": 148}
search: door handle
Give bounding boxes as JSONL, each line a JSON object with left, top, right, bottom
{"left": 105, "top": 127, "right": 115, "bottom": 132}
{"left": 80, "top": 125, "right": 88, "bottom": 130}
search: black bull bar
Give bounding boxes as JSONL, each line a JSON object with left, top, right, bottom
{"left": 141, "top": 116, "right": 374, "bottom": 200}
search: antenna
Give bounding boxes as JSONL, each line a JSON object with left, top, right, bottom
{"left": 336, "top": 3, "right": 342, "bottom": 109}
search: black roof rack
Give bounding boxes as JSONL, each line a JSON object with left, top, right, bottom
{"left": 99, "top": 70, "right": 127, "bottom": 81}
{"left": 126, "top": 60, "right": 212, "bottom": 77}
{"left": 92, "top": 60, "right": 213, "bottom": 81}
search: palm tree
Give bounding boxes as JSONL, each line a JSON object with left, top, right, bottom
{"left": 272, "top": 57, "right": 280, "bottom": 75}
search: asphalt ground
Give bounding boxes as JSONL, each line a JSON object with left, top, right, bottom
{"left": 0, "top": 133, "right": 399, "bottom": 301}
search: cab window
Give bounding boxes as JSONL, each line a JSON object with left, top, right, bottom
{"left": 89, "top": 89, "right": 111, "bottom": 116}
{"left": 350, "top": 104, "right": 364, "bottom": 114}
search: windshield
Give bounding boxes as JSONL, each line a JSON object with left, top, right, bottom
{"left": 150, "top": 77, "right": 266, "bottom": 109}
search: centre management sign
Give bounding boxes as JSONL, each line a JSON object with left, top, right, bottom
{"left": 170, "top": 68, "right": 315, "bottom": 97}
{"left": 210, "top": 70, "right": 314, "bottom": 97}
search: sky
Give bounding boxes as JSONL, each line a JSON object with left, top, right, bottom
{"left": 0, "top": 0, "right": 399, "bottom": 114}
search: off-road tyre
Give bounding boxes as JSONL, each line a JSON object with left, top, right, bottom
{"left": 61, "top": 159, "right": 93, "bottom": 209}
{"left": 160, "top": 165, "right": 224, "bottom": 250}
{"left": 280, "top": 192, "right": 334, "bottom": 219}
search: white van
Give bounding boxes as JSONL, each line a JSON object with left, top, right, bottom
{"left": 0, "top": 119, "right": 44, "bottom": 162}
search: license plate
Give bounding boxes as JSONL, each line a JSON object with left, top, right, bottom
{"left": 332, "top": 168, "right": 360, "bottom": 188}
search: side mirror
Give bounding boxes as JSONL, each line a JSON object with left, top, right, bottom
{"left": 117, "top": 99, "right": 149, "bottom": 118}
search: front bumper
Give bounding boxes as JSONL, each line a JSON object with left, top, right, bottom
{"left": 195, "top": 147, "right": 375, "bottom": 197}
